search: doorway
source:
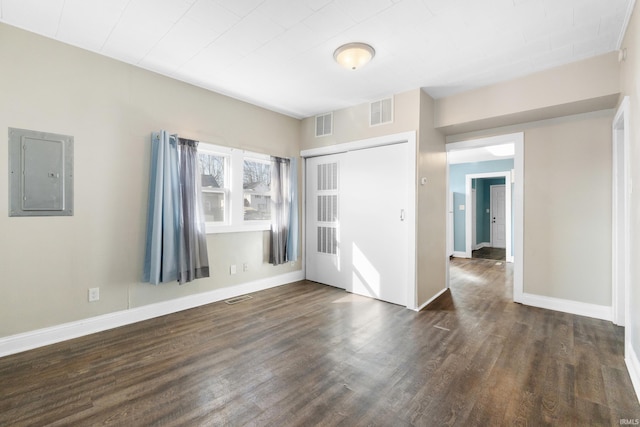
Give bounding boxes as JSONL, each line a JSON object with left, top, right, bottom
{"left": 465, "top": 172, "right": 512, "bottom": 262}
{"left": 446, "top": 133, "right": 524, "bottom": 303}
{"left": 469, "top": 179, "right": 507, "bottom": 261}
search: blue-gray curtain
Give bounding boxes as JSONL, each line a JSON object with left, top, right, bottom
{"left": 286, "top": 157, "right": 299, "bottom": 262}
{"left": 270, "top": 156, "right": 299, "bottom": 265}
{"left": 177, "top": 137, "right": 210, "bottom": 282}
{"left": 143, "top": 131, "right": 210, "bottom": 285}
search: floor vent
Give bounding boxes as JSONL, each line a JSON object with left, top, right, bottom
{"left": 224, "top": 295, "right": 253, "bottom": 305}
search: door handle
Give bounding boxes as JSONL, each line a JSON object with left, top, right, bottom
{"left": 400, "top": 209, "right": 405, "bottom": 221}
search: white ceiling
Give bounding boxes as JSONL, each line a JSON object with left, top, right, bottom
{"left": 0, "top": 0, "right": 634, "bottom": 119}
{"left": 447, "top": 143, "right": 514, "bottom": 164}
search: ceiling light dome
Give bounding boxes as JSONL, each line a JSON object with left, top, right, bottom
{"left": 333, "top": 42, "right": 375, "bottom": 70}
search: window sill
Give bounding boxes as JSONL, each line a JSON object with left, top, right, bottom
{"left": 206, "top": 222, "right": 270, "bottom": 234}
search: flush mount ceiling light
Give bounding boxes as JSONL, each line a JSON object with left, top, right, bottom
{"left": 333, "top": 42, "right": 375, "bottom": 70}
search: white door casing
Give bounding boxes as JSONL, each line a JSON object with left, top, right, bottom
{"left": 464, "top": 172, "right": 511, "bottom": 260}
{"left": 612, "top": 96, "right": 630, "bottom": 328}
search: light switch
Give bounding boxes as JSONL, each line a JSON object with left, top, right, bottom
{"left": 459, "top": 205, "right": 465, "bottom": 211}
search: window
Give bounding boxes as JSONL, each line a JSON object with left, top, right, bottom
{"left": 197, "top": 142, "right": 271, "bottom": 233}
{"left": 199, "top": 150, "right": 228, "bottom": 223}
{"left": 243, "top": 158, "right": 271, "bottom": 221}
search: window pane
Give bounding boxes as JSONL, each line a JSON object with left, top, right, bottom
{"left": 243, "top": 160, "right": 271, "bottom": 221}
{"left": 199, "top": 153, "right": 225, "bottom": 223}
{"left": 199, "top": 153, "right": 225, "bottom": 189}
{"left": 243, "top": 193, "right": 271, "bottom": 220}
{"left": 202, "top": 192, "right": 225, "bottom": 222}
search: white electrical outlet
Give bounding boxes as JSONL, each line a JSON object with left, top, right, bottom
{"left": 230, "top": 264, "right": 237, "bottom": 275}
{"left": 243, "top": 263, "right": 249, "bottom": 272}
{"left": 88, "top": 287, "right": 99, "bottom": 302}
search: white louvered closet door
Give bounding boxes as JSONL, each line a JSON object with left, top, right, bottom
{"left": 305, "top": 154, "right": 345, "bottom": 289}
{"left": 305, "top": 143, "right": 410, "bottom": 307}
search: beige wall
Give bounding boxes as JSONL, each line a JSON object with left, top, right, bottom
{"left": 416, "top": 90, "right": 447, "bottom": 305}
{"left": 619, "top": 4, "right": 640, "bottom": 358}
{"left": 447, "top": 110, "right": 613, "bottom": 306}
{"left": 300, "top": 89, "right": 421, "bottom": 150}
{"left": 0, "top": 23, "right": 301, "bottom": 337}
{"left": 436, "top": 52, "right": 620, "bottom": 135}
{"left": 523, "top": 113, "right": 612, "bottom": 304}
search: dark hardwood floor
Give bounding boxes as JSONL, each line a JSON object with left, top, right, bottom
{"left": 472, "top": 246, "right": 506, "bottom": 261}
{"left": 1, "top": 258, "right": 639, "bottom": 426}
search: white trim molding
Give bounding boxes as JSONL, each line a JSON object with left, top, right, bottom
{"left": 625, "top": 342, "right": 640, "bottom": 404}
{"left": 300, "top": 131, "right": 416, "bottom": 158}
{"left": 474, "top": 242, "right": 491, "bottom": 250}
{"left": 617, "top": 0, "right": 637, "bottom": 49}
{"left": 612, "top": 96, "right": 631, "bottom": 327}
{"left": 520, "top": 293, "right": 612, "bottom": 322}
{"left": 0, "top": 271, "right": 304, "bottom": 358}
{"left": 414, "top": 287, "right": 448, "bottom": 312}
{"left": 452, "top": 251, "right": 468, "bottom": 258}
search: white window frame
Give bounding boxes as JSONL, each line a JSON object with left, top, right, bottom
{"left": 199, "top": 144, "right": 230, "bottom": 228}
{"left": 199, "top": 142, "right": 271, "bottom": 234}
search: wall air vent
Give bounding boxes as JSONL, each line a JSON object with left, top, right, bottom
{"left": 315, "top": 112, "right": 333, "bottom": 137}
{"left": 370, "top": 97, "right": 393, "bottom": 126}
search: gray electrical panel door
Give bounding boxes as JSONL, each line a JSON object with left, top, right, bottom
{"left": 9, "top": 128, "right": 74, "bottom": 216}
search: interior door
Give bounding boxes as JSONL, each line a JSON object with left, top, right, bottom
{"left": 340, "top": 143, "right": 409, "bottom": 306}
{"left": 305, "top": 154, "right": 344, "bottom": 288}
{"left": 471, "top": 188, "right": 477, "bottom": 250}
{"left": 491, "top": 184, "right": 506, "bottom": 248}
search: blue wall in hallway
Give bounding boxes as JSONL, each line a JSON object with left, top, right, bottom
{"left": 450, "top": 159, "right": 514, "bottom": 253}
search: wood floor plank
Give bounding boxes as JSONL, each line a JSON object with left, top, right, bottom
{"left": 1, "top": 259, "right": 639, "bottom": 426}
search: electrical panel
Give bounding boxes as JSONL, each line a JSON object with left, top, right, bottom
{"left": 9, "top": 127, "right": 74, "bottom": 217}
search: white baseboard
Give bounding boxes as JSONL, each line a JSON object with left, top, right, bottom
{"left": 414, "top": 288, "right": 448, "bottom": 312}
{"left": 452, "top": 251, "right": 468, "bottom": 258}
{"left": 474, "top": 242, "right": 491, "bottom": 250}
{"left": 626, "top": 342, "right": 640, "bottom": 403}
{"left": 0, "top": 270, "right": 304, "bottom": 358}
{"left": 520, "top": 293, "right": 612, "bottom": 321}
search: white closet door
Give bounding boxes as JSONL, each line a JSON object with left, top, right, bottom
{"left": 305, "top": 154, "right": 344, "bottom": 288}
{"left": 341, "top": 143, "right": 409, "bottom": 306}
{"left": 305, "top": 143, "right": 410, "bottom": 306}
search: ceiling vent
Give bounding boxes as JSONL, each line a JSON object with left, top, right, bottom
{"left": 315, "top": 112, "right": 333, "bottom": 137}
{"left": 370, "top": 97, "right": 393, "bottom": 126}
